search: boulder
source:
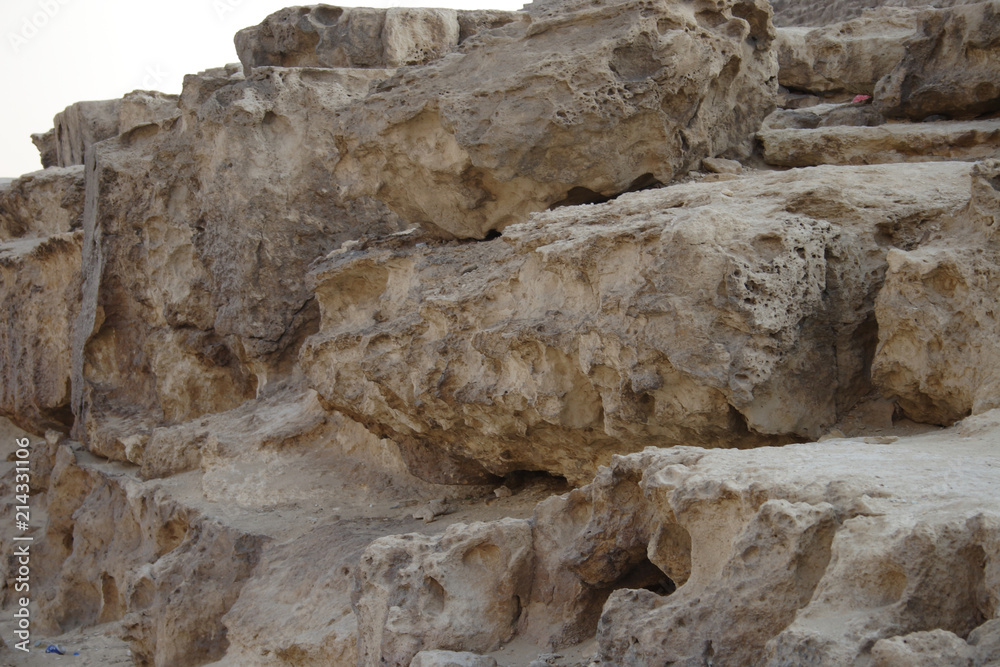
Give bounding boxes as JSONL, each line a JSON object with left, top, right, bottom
{"left": 332, "top": 0, "right": 777, "bottom": 238}
{"left": 235, "top": 6, "right": 521, "bottom": 73}
{"left": 873, "top": 159, "right": 1000, "bottom": 424}
{"left": 0, "top": 166, "right": 85, "bottom": 240}
{"left": 0, "top": 233, "right": 82, "bottom": 434}
{"left": 71, "top": 65, "right": 405, "bottom": 462}
{"left": 776, "top": 8, "right": 919, "bottom": 96}
{"left": 761, "top": 101, "right": 885, "bottom": 130}
{"left": 875, "top": 0, "right": 1000, "bottom": 120}
{"left": 353, "top": 519, "right": 533, "bottom": 667}
{"left": 302, "top": 162, "right": 972, "bottom": 485}
{"left": 760, "top": 118, "right": 1000, "bottom": 167}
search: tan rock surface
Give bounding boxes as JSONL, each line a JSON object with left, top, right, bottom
{"left": 875, "top": 0, "right": 1000, "bottom": 120}
{"left": 873, "top": 159, "right": 1000, "bottom": 424}
{"left": 235, "top": 6, "right": 518, "bottom": 73}
{"left": 0, "top": 233, "right": 82, "bottom": 434}
{"left": 303, "top": 162, "right": 970, "bottom": 485}
{"left": 769, "top": 0, "right": 984, "bottom": 27}
{"left": 761, "top": 101, "right": 885, "bottom": 130}
{"left": 760, "top": 119, "right": 1000, "bottom": 167}
{"left": 71, "top": 65, "right": 405, "bottom": 462}
{"left": 332, "top": 0, "right": 777, "bottom": 238}
{"left": 776, "top": 8, "right": 918, "bottom": 96}
{"left": 0, "top": 166, "right": 84, "bottom": 241}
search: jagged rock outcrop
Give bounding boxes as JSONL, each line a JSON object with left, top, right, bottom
{"left": 331, "top": 0, "right": 778, "bottom": 238}
{"left": 769, "top": 0, "right": 984, "bottom": 27}
{"left": 30, "top": 92, "right": 180, "bottom": 169}
{"left": 873, "top": 159, "right": 1000, "bottom": 424}
{"left": 348, "top": 412, "right": 1000, "bottom": 666}
{"left": 303, "top": 162, "right": 971, "bottom": 485}
{"left": 0, "top": 233, "right": 82, "bottom": 434}
{"left": 235, "top": 5, "right": 522, "bottom": 73}
{"left": 0, "top": 166, "right": 84, "bottom": 240}
{"left": 871, "top": 622, "right": 1000, "bottom": 666}
{"left": 776, "top": 8, "right": 918, "bottom": 96}
{"left": 354, "top": 519, "right": 533, "bottom": 666}
{"left": 71, "top": 65, "right": 405, "bottom": 463}
{"left": 760, "top": 118, "right": 1000, "bottom": 167}
{"left": 875, "top": 0, "right": 1000, "bottom": 120}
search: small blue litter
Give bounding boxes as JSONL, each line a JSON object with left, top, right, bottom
{"left": 74, "top": 653, "right": 80, "bottom": 656}
{"left": 45, "top": 644, "right": 65, "bottom": 655}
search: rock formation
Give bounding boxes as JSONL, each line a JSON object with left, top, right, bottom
{"left": 1, "top": 0, "right": 999, "bottom": 665}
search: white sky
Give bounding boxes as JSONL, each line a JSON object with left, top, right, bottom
{"left": 0, "top": 0, "right": 525, "bottom": 178}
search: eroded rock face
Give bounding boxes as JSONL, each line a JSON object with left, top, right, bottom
{"left": 71, "top": 65, "right": 405, "bottom": 462}
{"left": 0, "top": 233, "right": 82, "bottom": 434}
{"left": 776, "top": 8, "right": 918, "bottom": 96}
{"left": 769, "top": 0, "right": 984, "bottom": 27}
{"left": 759, "top": 119, "right": 1000, "bottom": 167}
{"left": 875, "top": 0, "right": 1000, "bottom": 120}
{"left": 0, "top": 166, "right": 84, "bottom": 240}
{"left": 354, "top": 519, "right": 533, "bottom": 667}
{"left": 235, "top": 5, "right": 520, "bottom": 73}
{"left": 332, "top": 0, "right": 778, "bottom": 238}
{"left": 303, "top": 163, "right": 971, "bottom": 485}
{"left": 873, "top": 160, "right": 1000, "bottom": 424}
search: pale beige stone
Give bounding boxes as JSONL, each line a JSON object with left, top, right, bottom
{"left": 760, "top": 119, "right": 1000, "bottom": 167}
{"left": 410, "top": 650, "right": 499, "bottom": 667}
{"left": 0, "top": 232, "right": 82, "bottom": 434}
{"left": 776, "top": 8, "right": 919, "bottom": 95}
{"left": 873, "top": 159, "right": 1000, "bottom": 425}
{"left": 354, "top": 519, "right": 533, "bottom": 667}
{"left": 303, "top": 162, "right": 971, "bottom": 484}
{"left": 875, "top": 1, "right": 1000, "bottom": 120}
{"left": 0, "top": 166, "right": 84, "bottom": 240}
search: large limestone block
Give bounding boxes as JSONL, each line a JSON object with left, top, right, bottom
{"left": 875, "top": 1, "right": 1000, "bottom": 120}
{"left": 873, "top": 160, "right": 1000, "bottom": 425}
{"left": 72, "top": 65, "right": 405, "bottom": 461}
{"left": 235, "top": 5, "right": 513, "bottom": 73}
{"left": 776, "top": 8, "right": 918, "bottom": 96}
{"left": 760, "top": 119, "right": 1000, "bottom": 167}
{"left": 354, "top": 519, "right": 533, "bottom": 667}
{"left": 0, "top": 232, "right": 82, "bottom": 434}
{"left": 516, "top": 417, "right": 1000, "bottom": 665}
{"left": 333, "top": 0, "right": 778, "bottom": 238}
{"left": 303, "top": 163, "right": 972, "bottom": 485}
{"left": 0, "top": 166, "right": 84, "bottom": 240}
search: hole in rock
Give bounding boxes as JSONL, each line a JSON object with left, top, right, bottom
{"left": 549, "top": 173, "right": 663, "bottom": 210}
{"left": 500, "top": 469, "right": 571, "bottom": 495}
{"left": 616, "top": 557, "right": 677, "bottom": 596}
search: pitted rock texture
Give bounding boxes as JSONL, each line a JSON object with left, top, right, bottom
{"left": 873, "top": 159, "right": 1000, "bottom": 424}
{"left": 332, "top": 0, "right": 778, "bottom": 238}
{"left": 30, "top": 92, "right": 180, "bottom": 169}
{"left": 769, "top": 0, "right": 984, "bottom": 27}
{"left": 776, "top": 8, "right": 919, "bottom": 96}
{"left": 354, "top": 519, "right": 533, "bottom": 667}
{"left": 72, "top": 65, "right": 405, "bottom": 462}
{"left": 235, "top": 5, "right": 522, "bottom": 73}
{"left": 0, "top": 233, "right": 82, "bottom": 434}
{"left": 760, "top": 119, "right": 1000, "bottom": 167}
{"left": 875, "top": 0, "right": 1000, "bottom": 120}
{"left": 0, "top": 166, "right": 84, "bottom": 240}
{"left": 303, "top": 162, "right": 971, "bottom": 485}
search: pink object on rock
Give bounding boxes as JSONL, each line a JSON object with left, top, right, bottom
{"left": 852, "top": 94, "right": 872, "bottom": 103}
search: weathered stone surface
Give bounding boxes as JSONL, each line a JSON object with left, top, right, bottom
{"left": 760, "top": 119, "right": 1000, "bottom": 167}
{"left": 873, "top": 160, "right": 1000, "bottom": 425}
{"left": 875, "top": 1, "right": 1000, "bottom": 120}
{"left": 31, "top": 128, "right": 57, "bottom": 169}
{"left": 0, "top": 233, "right": 82, "bottom": 434}
{"left": 332, "top": 0, "right": 777, "bottom": 238}
{"left": 769, "top": 0, "right": 984, "bottom": 27}
{"left": 36, "top": 443, "right": 267, "bottom": 666}
{"left": 411, "top": 650, "right": 499, "bottom": 667}
{"left": 71, "top": 65, "right": 405, "bottom": 462}
{"left": 354, "top": 519, "right": 533, "bottom": 667}
{"left": 517, "top": 417, "right": 1000, "bottom": 665}
{"left": 235, "top": 5, "right": 522, "bottom": 75}
{"left": 762, "top": 101, "right": 885, "bottom": 130}
{"left": 872, "top": 622, "right": 1000, "bottom": 666}
{"left": 0, "top": 166, "right": 85, "bottom": 240}
{"left": 776, "top": 8, "right": 918, "bottom": 96}
{"left": 303, "top": 162, "right": 971, "bottom": 485}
